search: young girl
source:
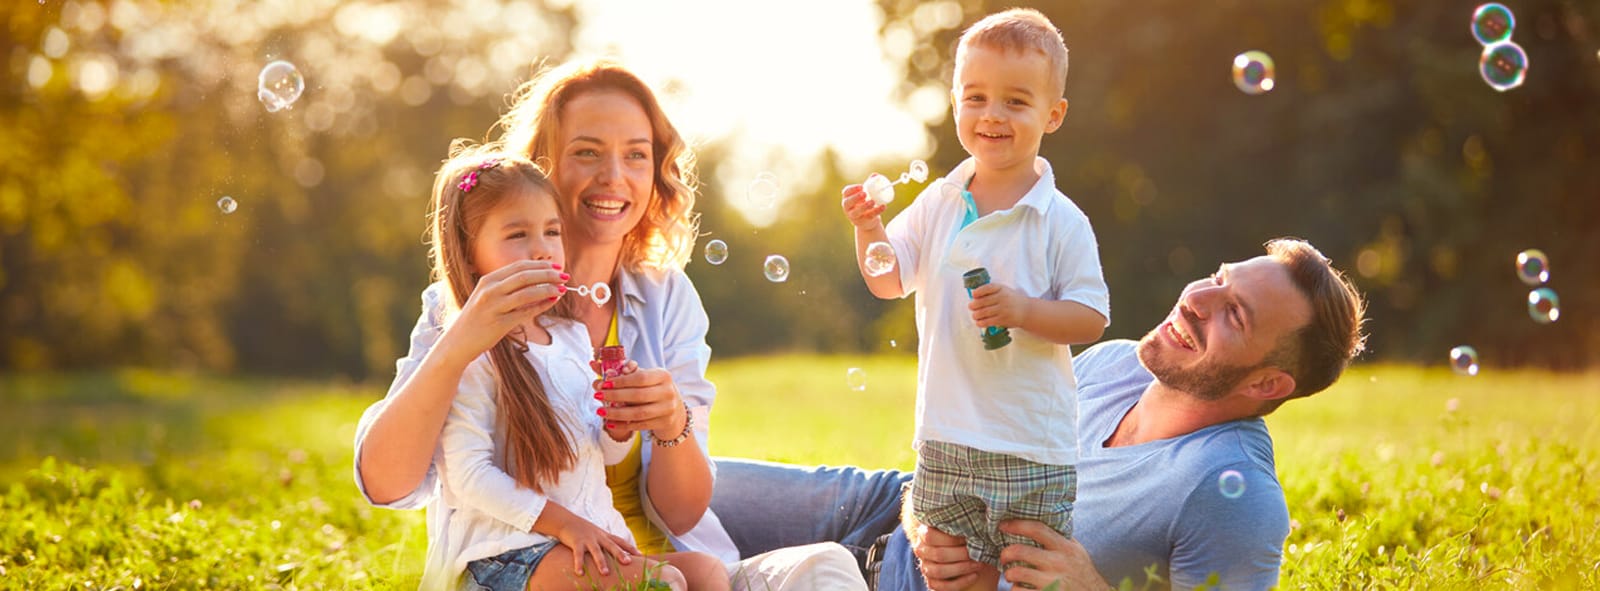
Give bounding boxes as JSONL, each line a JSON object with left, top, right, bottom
{"left": 419, "top": 146, "right": 729, "bottom": 591}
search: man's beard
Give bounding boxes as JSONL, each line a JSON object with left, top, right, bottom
{"left": 1136, "top": 330, "right": 1256, "bottom": 401}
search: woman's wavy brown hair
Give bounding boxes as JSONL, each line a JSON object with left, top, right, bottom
{"left": 494, "top": 58, "right": 699, "bottom": 272}
{"left": 427, "top": 142, "right": 576, "bottom": 493}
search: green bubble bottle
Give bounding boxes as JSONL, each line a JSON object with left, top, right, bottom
{"left": 962, "top": 267, "right": 1012, "bottom": 350}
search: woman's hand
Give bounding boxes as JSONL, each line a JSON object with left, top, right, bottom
{"left": 911, "top": 523, "right": 983, "bottom": 591}
{"left": 592, "top": 361, "right": 687, "bottom": 440}
{"left": 444, "top": 260, "right": 567, "bottom": 355}
{"left": 553, "top": 513, "right": 639, "bottom": 577}
{"left": 997, "top": 520, "right": 1112, "bottom": 591}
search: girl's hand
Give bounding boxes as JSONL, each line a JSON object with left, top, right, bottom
{"left": 593, "top": 365, "right": 688, "bottom": 440}
{"left": 841, "top": 184, "right": 887, "bottom": 230}
{"left": 554, "top": 516, "right": 639, "bottom": 577}
{"left": 445, "top": 260, "right": 568, "bottom": 355}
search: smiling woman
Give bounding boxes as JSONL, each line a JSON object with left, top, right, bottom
{"left": 354, "top": 58, "right": 871, "bottom": 590}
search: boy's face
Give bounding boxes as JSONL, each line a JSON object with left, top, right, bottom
{"left": 952, "top": 44, "right": 1068, "bottom": 173}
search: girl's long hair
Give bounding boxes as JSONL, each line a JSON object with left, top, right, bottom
{"left": 494, "top": 57, "right": 699, "bottom": 273}
{"left": 426, "top": 142, "right": 576, "bottom": 493}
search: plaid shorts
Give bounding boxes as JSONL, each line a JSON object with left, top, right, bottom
{"left": 910, "top": 440, "right": 1076, "bottom": 567}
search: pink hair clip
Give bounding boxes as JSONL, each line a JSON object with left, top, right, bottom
{"left": 457, "top": 158, "right": 504, "bottom": 193}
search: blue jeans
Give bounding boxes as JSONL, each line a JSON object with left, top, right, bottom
{"left": 876, "top": 525, "right": 928, "bottom": 591}
{"left": 709, "top": 457, "right": 911, "bottom": 573}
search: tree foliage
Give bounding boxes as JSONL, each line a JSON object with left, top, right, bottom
{"left": 2, "top": 0, "right": 1596, "bottom": 377}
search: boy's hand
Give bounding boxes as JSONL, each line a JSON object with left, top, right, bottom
{"left": 840, "top": 184, "right": 887, "bottom": 230}
{"left": 968, "top": 283, "right": 1031, "bottom": 329}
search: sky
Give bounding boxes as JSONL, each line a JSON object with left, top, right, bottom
{"left": 564, "top": 0, "right": 952, "bottom": 223}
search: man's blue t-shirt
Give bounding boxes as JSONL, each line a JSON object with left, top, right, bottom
{"left": 880, "top": 340, "right": 1289, "bottom": 591}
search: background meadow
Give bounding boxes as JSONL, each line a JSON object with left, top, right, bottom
{"left": 3, "top": 361, "right": 1599, "bottom": 589}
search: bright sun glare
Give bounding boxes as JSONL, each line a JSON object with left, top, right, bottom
{"left": 568, "top": 0, "right": 946, "bottom": 224}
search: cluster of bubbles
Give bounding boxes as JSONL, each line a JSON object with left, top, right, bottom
{"left": 565, "top": 282, "right": 614, "bottom": 306}
{"left": 217, "top": 61, "right": 303, "bottom": 216}
{"left": 1516, "top": 249, "right": 1559, "bottom": 324}
{"left": 711, "top": 162, "right": 929, "bottom": 283}
{"left": 846, "top": 367, "right": 867, "bottom": 392}
{"left": 1471, "top": 3, "right": 1527, "bottom": 92}
{"left": 1450, "top": 248, "right": 1563, "bottom": 374}
{"left": 258, "top": 60, "right": 305, "bottom": 112}
{"left": 1231, "top": 51, "right": 1277, "bottom": 95}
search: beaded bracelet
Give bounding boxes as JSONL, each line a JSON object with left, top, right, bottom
{"left": 651, "top": 402, "right": 693, "bottom": 448}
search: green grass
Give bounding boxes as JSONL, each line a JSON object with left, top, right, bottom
{"left": 2, "top": 359, "right": 1598, "bottom": 589}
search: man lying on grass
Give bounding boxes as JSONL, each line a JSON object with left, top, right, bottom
{"left": 875, "top": 237, "right": 1368, "bottom": 590}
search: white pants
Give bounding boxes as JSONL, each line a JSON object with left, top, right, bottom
{"left": 726, "top": 542, "right": 868, "bottom": 591}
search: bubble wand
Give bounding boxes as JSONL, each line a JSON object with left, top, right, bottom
{"left": 862, "top": 160, "right": 930, "bottom": 205}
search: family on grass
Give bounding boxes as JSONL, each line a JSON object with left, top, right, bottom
{"left": 353, "top": 9, "right": 1368, "bottom": 591}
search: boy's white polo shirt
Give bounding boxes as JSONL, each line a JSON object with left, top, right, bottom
{"left": 885, "top": 156, "right": 1109, "bottom": 466}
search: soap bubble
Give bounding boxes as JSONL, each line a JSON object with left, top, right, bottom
{"left": 217, "top": 196, "right": 237, "bottom": 214}
{"left": 748, "top": 172, "right": 779, "bottom": 210}
{"left": 864, "top": 241, "right": 897, "bottom": 277}
{"left": 257, "top": 60, "right": 305, "bottom": 112}
{"left": 1515, "top": 249, "right": 1548, "bottom": 285}
{"left": 1479, "top": 41, "right": 1527, "bottom": 92}
{"left": 1231, "top": 51, "right": 1276, "bottom": 95}
{"left": 1449, "top": 346, "right": 1480, "bottom": 376}
{"left": 863, "top": 173, "right": 895, "bottom": 206}
{"left": 763, "top": 254, "right": 790, "bottom": 283}
{"left": 705, "top": 239, "right": 729, "bottom": 265}
{"left": 1471, "top": 3, "right": 1515, "bottom": 45}
{"left": 1218, "top": 470, "right": 1246, "bottom": 499}
{"left": 846, "top": 367, "right": 867, "bottom": 392}
{"left": 1527, "top": 288, "right": 1560, "bottom": 324}
{"left": 908, "top": 160, "right": 929, "bottom": 183}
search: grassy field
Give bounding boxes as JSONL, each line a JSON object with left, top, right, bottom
{"left": 2, "top": 357, "right": 1598, "bottom": 589}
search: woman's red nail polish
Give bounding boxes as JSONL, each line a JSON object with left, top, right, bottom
{"left": 593, "top": 392, "right": 604, "bottom": 400}
{"left": 552, "top": 263, "right": 562, "bottom": 270}
{"left": 606, "top": 423, "right": 616, "bottom": 429}
{"left": 597, "top": 408, "right": 607, "bottom": 417}
{"left": 558, "top": 285, "right": 568, "bottom": 293}
{"left": 602, "top": 381, "right": 613, "bottom": 389}
{"left": 610, "top": 402, "right": 620, "bottom": 408}
{"left": 547, "top": 296, "right": 558, "bottom": 302}
{"left": 560, "top": 273, "right": 571, "bottom": 281}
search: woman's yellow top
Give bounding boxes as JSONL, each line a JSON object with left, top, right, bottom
{"left": 602, "top": 308, "right": 675, "bottom": 554}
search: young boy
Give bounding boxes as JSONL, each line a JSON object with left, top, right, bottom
{"left": 840, "top": 8, "right": 1109, "bottom": 590}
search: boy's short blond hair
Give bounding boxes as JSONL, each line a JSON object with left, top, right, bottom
{"left": 955, "top": 8, "right": 1069, "bottom": 97}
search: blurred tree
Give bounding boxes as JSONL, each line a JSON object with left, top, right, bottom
{"left": 1, "top": 0, "right": 576, "bottom": 378}
{"left": 2, "top": 0, "right": 1597, "bottom": 379}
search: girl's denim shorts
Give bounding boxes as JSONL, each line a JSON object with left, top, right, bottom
{"left": 464, "top": 541, "right": 560, "bottom": 591}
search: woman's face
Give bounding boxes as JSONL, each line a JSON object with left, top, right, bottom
{"left": 552, "top": 90, "right": 655, "bottom": 250}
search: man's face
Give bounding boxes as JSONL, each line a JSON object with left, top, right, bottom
{"left": 1137, "top": 255, "right": 1313, "bottom": 400}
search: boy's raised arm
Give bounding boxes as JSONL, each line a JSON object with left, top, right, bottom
{"left": 841, "top": 183, "right": 904, "bottom": 299}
